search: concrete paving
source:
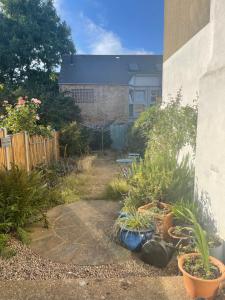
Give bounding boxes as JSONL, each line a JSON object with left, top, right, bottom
{"left": 30, "top": 200, "right": 132, "bottom": 265}
{"left": 0, "top": 276, "right": 189, "bottom": 300}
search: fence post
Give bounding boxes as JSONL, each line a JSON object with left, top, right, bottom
{"left": 24, "top": 131, "right": 30, "bottom": 172}
{"left": 54, "top": 131, "right": 59, "bottom": 161}
{"left": 3, "top": 128, "right": 10, "bottom": 170}
{"left": 43, "top": 138, "right": 48, "bottom": 164}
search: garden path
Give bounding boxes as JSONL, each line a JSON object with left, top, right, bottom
{"left": 30, "top": 153, "right": 131, "bottom": 265}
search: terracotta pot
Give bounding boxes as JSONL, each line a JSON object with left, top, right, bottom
{"left": 168, "top": 226, "right": 191, "bottom": 246}
{"left": 178, "top": 253, "right": 225, "bottom": 299}
{"left": 138, "top": 202, "right": 173, "bottom": 239}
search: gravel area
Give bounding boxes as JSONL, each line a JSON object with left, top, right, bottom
{"left": 0, "top": 239, "right": 179, "bottom": 280}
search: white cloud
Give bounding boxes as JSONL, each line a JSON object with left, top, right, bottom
{"left": 53, "top": 0, "right": 63, "bottom": 15}
{"left": 79, "top": 13, "right": 153, "bottom": 55}
{"left": 52, "top": 3, "right": 153, "bottom": 55}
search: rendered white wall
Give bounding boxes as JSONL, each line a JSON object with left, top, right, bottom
{"left": 163, "top": 0, "right": 225, "bottom": 238}
{"left": 195, "top": 0, "right": 225, "bottom": 238}
{"left": 163, "top": 24, "right": 212, "bottom": 105}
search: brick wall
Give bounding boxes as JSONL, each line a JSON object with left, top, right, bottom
{"left": 60, "top": 84, "right": 129, "bottom": 124}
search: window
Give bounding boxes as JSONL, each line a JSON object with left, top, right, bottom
{"left": 66, "top": 89, "right": 95, "bottom": 103}
{"left": 151, "top": 89, "right": 161, "bottom": 104}
{"left": 134, "top": 90, "right": 146, "bottom": 104}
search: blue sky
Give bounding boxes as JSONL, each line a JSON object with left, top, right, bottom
{"left": 54, "top": 0, "right": 164, "bottom": 55}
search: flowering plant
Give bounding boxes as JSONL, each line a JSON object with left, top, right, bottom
{"left": 0, "top": 97, "right": 52, "bottom": 136}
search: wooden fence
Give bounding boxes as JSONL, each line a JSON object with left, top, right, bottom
{"left": 0, "top": 128, "right": 59, "bottom": 171}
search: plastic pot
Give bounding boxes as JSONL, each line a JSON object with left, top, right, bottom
{"left": 168, "top": 226, "right": 191, "bottom": 246}
{"left": 118, "top": 227, "right": 154, "bottom": 252}
{"left": 140, "top": 238, "right": 175, "bottom": 268}
{"left": 178, "top": 253, "right": 225, "bottom": 299}
{"left": 138, "top": 202, "right": 173, "bottom": 239}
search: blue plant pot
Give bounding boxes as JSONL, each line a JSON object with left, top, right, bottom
{"left": 119, "top": 227, "right": 154, "bottom": 252}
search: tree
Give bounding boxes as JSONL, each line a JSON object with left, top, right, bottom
{"left": 0, "top": 0, "right": 81, "bottom": 130}
{"left": 0, "top": 0, "right": 75, "bottom": 84}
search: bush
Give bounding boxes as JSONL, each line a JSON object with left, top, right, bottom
{"left": 0, "top": 96, "right": 52, "bottom": 137}
{"left": 36, "top": 159, "right": 78, "bottom": 187}
{"left": 105, "top": 178, "right": 129, "bottom": 200}
{"left": 59, "top": 122, "right": 89, "bottom": 157}
{"left": 0, "top": 166, "right": 50, "bottom": 233}
{"left": 122, "top": 92, "right": 197, "bottom": 211}
{"left": 0, "top": 234, "right": 16, "bottom": 259}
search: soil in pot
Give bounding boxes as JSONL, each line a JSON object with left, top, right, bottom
{"left": 183, "top": 255, "right": 221, "bottom": 280}
{"left": 169, "top": 226, "right": 192, "bottom": 239}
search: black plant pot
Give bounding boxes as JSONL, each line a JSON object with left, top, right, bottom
{"left": 140, "top": 237, "right": 175, "bottom": 268}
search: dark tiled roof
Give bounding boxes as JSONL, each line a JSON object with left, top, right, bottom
{"left": 59, "top": 55, "right": 163, "bottom": 85}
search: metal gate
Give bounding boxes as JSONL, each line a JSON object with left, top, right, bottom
{"left": 110, "top": 123, "right": 128, "bottom": 151}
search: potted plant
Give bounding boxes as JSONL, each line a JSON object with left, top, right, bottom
{"left": 138, "top": 201, "right": 172, "bottom": 239}
{"left": 114, "top": 211, "right": 155, "bottom": 252}
{"left": 178, "top": 210, "right": 225, "bottom": 299}
{"left": 168, "top": 225, "right": 192, "bottom": 245}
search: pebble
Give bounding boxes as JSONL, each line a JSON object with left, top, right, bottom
{"left": 0, "top": 238, "right": 179, "bottom": 281}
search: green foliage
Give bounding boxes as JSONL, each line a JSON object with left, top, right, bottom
{"left": 172, "top": 199, "right": 200, "bottom": 224}
{"left": 0, "top": 234, "right": 16, "bottom": 259}
{"left": 115, "top": 211, "right": 154, "bottom": 231}
{"left": 123, "top": 91, "right": 197, "bottom": 210}
{"left": 0, "top": 97, "right": 52, "bottom": 136}
{"left": 0, "top": 0, "right": 74, "bottom": 84}
{"left": 133, "top": 104, "right": 161, "bottom": 142}
{"left": 36, "top": 159, "right": 77, "bottom": 187}
{"left": 127, "top": 123, "right": 146, "bottom": 156}
{"left": 59, "top": 122, "right": 90, "bottom": 157}
{"left": 16, "top": 227, "right": 30, "bottom": 245}
{"left": 175, "top": 206, "right": 210, "bottom": 272}
{"left": 39, "top": 93, "right": 81, "bottom": 131}
{"left": 0, "top": 166, "right": 49, "bottom": 232}
{"left": 105, "top": 178, "right": 129, "bottom": 200}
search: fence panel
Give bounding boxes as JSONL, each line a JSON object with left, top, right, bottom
{"left": 0, "top": 129, "right": 59, "bottom": 171}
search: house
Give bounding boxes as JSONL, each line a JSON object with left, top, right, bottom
{"left": 163, "top": 0, "right": 225, "bottom": 238}
{"left": 59, "top": 55, "right": 162, "bottom": 125}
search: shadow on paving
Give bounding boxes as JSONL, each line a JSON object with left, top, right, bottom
{"left": 29, "top": 200, "right": 132, "bottom": 265}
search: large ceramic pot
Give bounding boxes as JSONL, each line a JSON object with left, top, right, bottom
{"left": 118, "top": 227, "right": 154, "bottom": 252}
{"left": 178, "top": 253, "right": 225, "bottom": 299}
{"left": 138, "top": 202, "right": 173, "bottom": 239}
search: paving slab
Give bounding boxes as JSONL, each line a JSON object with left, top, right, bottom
{"left": 30, "top": 200, "right": 132, "bottom": 265}
{"left": 0, "top": 276, "right": 189, "bottom": 300}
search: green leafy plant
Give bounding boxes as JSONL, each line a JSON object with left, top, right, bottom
{"left": 105, "top": 178, "right": 129, "bottom": 200}
{"left": 180, "top": 208, "right": 211, "bottom": 275}
{"left": 59, "top": 122, "right": 90, "bottom": 157}
{"left": 0, "top": 165, "right": 50, "bottom": 234}
{"left": 115, "top": 211, "right": 154, "bottom": 232}
{"left": 0, "top": 234, "right": 16, "bottom": 259}
{"left": 0, "top": 97, "right": 52, "bottom": 136}
{"left": 172, "top": 199, "right": 200, "bottom": 224}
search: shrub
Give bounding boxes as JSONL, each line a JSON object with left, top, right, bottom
{"left": 123, "top": 91, "right": 197, "bottom": 210}
{"left": 0, "top": 96, "right": 52, "bottom": 137}
{"left": 105, "top": 178, "right": 129, "bottom": 200}
{"left": 59, "top": 122, "right": 89, "bottom": 157}
{"left": 0, "top": 166, "right": 49, "bottom": 233}
{"left": 36, "top": 159, "right": 78, "bottom": 187}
